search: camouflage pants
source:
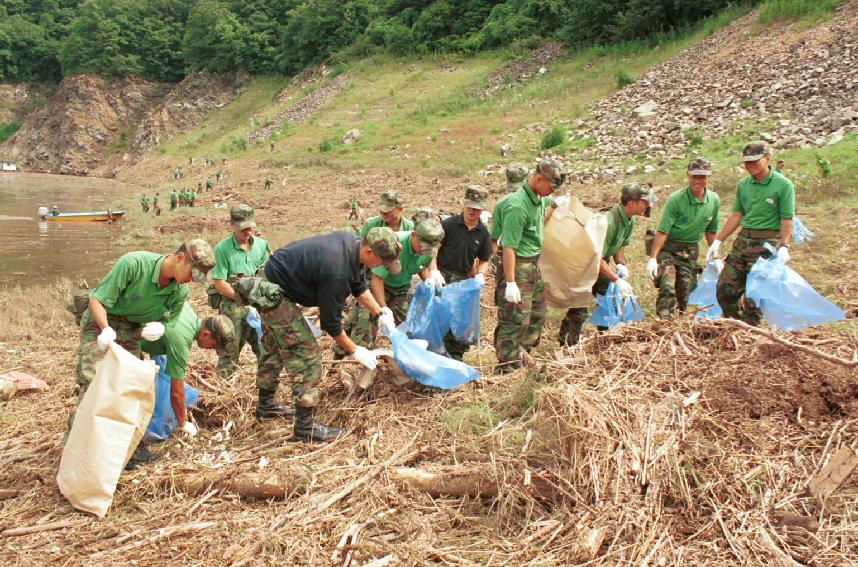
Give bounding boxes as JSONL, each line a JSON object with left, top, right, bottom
{"left": 441, "top": 270, "right": 471, "bottom": 360}
{"left": 332, "top": 284, "right": 410, "bottom": 355}
{"left": 491, "top": 250, "right": 504, "bottom": 307}
{"left": 716, "top": 233, "right": 779, "bottom": 326}
{"left": 654, "top": 241, "right": 700, "bottom": 318}
{"left": 494, "top": 259, "right": 546, "bottom": 364}
{"left": 170, "top": 201, "right": 177, "bottom": 210}
{"left": 68, "top": 308, "right": 142, "bottom": 431}
{"left": 256, "top": 297, "right": 322, "bottom": 408}
{"left": 216, "top": 296, "right": 261, "bottom": 378}
{"left": 559, "top": 276, "right": 611, "bottom": 346}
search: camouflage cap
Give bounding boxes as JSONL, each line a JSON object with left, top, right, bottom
{"left": 184, "top": 239, "right": 215, "bottom": 283}
{"left": 535, "top": 158, "right": 567, "bottom": 189}
{"left": 505, "top": 163, "right": 529, "bottom": 191}
{"left": 741, "top": 140, "right": 771, "bottom": 162}
{"left": 415, "top": 218, "right": 445, "bottom": 256}
{"left": 463, "top": 185, "right": 488, "bottom": 210}
{"left": 621, "top": 182, "right": 657, "bottom": 204}
{"left": 230, "top": 204, "right": 256, "bottom": 229}
{"left": 204, "top": 315, "right": 235, "bottom": 355}
{"left": 411, "top": 207, "right": 437, "bottom": 225}
{"left": 687, "top": 158, "right": 712, "bottom": 176}
{"left": 377, "top": 190, "right": 403, "bottom": 213}
{"left": 366, "top": 226, "right": 402, "bottom": 274}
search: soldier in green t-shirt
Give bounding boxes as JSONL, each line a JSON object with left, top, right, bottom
{"left": 645, "top": 158, "right": 720, "bottom": 319}
{"left": 708, "top": 141, "right": 795, "bottom": 325}
{"left": 357, "top": 191, "right": 414, "bottom": 236}
{"left": 170, "top": 190, "right": 178, "bottom": 211}
{"left": 140, "top": 194, "right": 149, "bottom": 213}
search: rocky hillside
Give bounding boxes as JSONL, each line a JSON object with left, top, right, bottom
{"left": 582, "top": 1, "right": 858, "bottom": 162}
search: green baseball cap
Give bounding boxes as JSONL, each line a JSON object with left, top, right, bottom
{"left": 687, "top": 158, "right": 712, "bottom": 176}
{"left": 536, "top": 158, "right": 567, "bottom": 190}
{"left": 463, "top": 185, "right": 488, "bottom": 210}
{"left": 366, "top": 227, "right": 403, "bottom": 274}
{"left": 741, "top": 140, "right": 770, "bottom": 162}
{"left": 204, "top": 315, "right": 235, "bottom": 356}
{"left": 415, "top": 218, "right": 444, "bottom": 256}
{"left": 505, "top": 163, "right": 529, "bottom": 192}
{"left": 230, "top": 204, "right": 256, "bottom": 230}
{"left": 377, "top": 190, "right": 403, "bottom": 213}
{"left": 411, "top": 207, "right": 437, "bottom": 225}
{"left": 184, "top": 239, "right": 215, "bottom": 283}
{"left": 621, "top": 182, "right": 657, "bottom": 204}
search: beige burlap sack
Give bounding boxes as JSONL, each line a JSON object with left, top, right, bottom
{"left": 57, "top": 342, "right": 157, "bottom": 517}
{"left": 540, "top": 197, "right": 608, "bottom": 309}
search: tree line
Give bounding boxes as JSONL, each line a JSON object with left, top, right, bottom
{"left": 0, "top": 0, "right": 750, "bottom": 83}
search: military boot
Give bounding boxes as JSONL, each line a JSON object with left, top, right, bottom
{"left": 255, "top": 389, "right": 295, "bottom": 420}
{"left": 559, "top": 319, "right": 583, "bottom": 346}
{"left": 125, "top": 443, "right": 156, "bottom": 471}
{"left": 292, "top": 406, "right": 343, "bottom": 442}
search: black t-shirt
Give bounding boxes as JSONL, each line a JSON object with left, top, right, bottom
{"left": 436, "top": 214, "right": 492, "bottom": 275}
{"left": 264, "top": 231, "right": 368, "bottom": 336}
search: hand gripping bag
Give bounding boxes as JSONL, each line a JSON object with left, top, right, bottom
{"left": 143, "top": 355, "right": 199, "bottom": 442}
{"left": 791, "top": 216, "right": 815, "bottom": 244}
{"left": 440, "top": 278, "right": 483, "bottom": 345}
{"left": 397, "top": 281, "right": 450, "bottom": 355}
{"left": 540, "top": 197, "right": 609, "bottom": 308}
{"left": 746, "top": 244, "right": 845, "bottom": 331}
{"left": 387, "top": 327, "right": 479, "bottom": 389}
{"left": 57, "top": 342, "right": 158, "bottom": 517}
{"left": 688, "top": 261, "right": 723, "bottom": 320}
{"left": 588, "top": 282, "right": 645, "bottom": 328}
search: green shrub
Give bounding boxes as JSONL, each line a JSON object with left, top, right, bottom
{"left": 740, "top": 98, "right": 754, "bottom": 109}
{"left": 540, "top": 124, "right": 566, "bottom": 150}
{"left": 683, "top": 126, "right": 705, "bottom": 147}
{"left": 816, "top": 155, "right": 832, "bottom": 178}
{"left": 616, "top": 68, "right": 634, "bottom": 87}
{"left": 759, "top": 0, "right": 842, "bottom": 24}
{"left": 319, "top": 139, "right": 334, "bottom": 152}
{"left": 0, "top": 120, "right": 23, "bottom": 143}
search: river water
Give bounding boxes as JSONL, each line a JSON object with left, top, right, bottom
{"left": 0, "top": 172, "right": 135, "bottom": 287}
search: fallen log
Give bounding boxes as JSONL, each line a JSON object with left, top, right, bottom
{"left": 164, "top": 470, "right": 308, "bottom": 500}
{"left": 388, "top": 465, "right": 558, "bottom": 499}
{"left": 808, "top": 446, "right": 858, "bottom": 498}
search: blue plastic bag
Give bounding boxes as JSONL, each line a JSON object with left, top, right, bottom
{"left": 791, "top": 216, "right": 815, "bottom": 244}
{"left": 387, "top": 327, "right": 479, "bottom": 389}
{"left": 144, "top": 355, "right": 199, "bottom": 442}
{"left": 440, "top": 278, "right": 483, "bottom": 345}
{"left": 589, "top": 282, "right": 645, "bottom": 328}
{"left": 397, "top": 282, "right": 450, "bottom": 355}
{"left": 688, "top": 261, "right": 723, "bottom": 320}
{"left": 746, "top": 244, "right": 845, "bottom": 330}
{"left": 246, "top": 309, "right": 263, "bottom": 350}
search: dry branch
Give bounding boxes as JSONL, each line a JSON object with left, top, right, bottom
{"left": 389, "top": 465, "right": 557, "bottom": 499}
{"left": 164, "top": 470, "right": 308, "bottom": 500}
{"left": 1, "top": 519, "right": 89, "bottom": 537}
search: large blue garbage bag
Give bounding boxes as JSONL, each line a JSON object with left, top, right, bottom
{"left": 589, "top": 282, "right": 645, "bottom": 328}
{"left": 144, "top": 355, "right": 199, "bottom": 442}
{"left": 397, "top": 282, "right": 450, "bottom": 355}
{"left": 387, "top": 327, "right": 479, "bottom": 389}
{"left": 746, "top": 244, "right": 845, "bottom": 330}
{"left": 791, "top": 216, "right": 815, "bottom": 244}
{"left": 688, "top": 261, "right": 723, "bottom": 320}
{"left": 440, "top": 278, "right": 483, "bottom": 345}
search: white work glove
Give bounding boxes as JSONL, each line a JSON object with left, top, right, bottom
{"left": 615, "top": 263, "right": 630, "bottom": 279}
{"left": 180, "top": 421, "right": 198, "bottom": 437}
{"left": 554, "top": 195, "right": 570, "bottom": 208}
{"left": 141, "top": 321, "right": 166, "bottom": 341}
{"left": 705, "top": 239, "right": 721, "bottom": 261}
{"left": 377, "top": 309, "right": 395, "bottom": 335}
{"left": 428, "top": 269, "right": 446, "bottom": 288}
{"left": 646, "top": 258, "right": 658, "bottom": 280}
{"left": 97, "top": 326, "right": 117, "bottom": 350}
{"left": 473, "top": 273, "right": 486, "bottom": 286}
{"left": 352, "top": 345, "right": 378, "bottom": 370}
{"left": 615, "top": 278, "right": 634, "bottom": 300}
{"left": 504, "top": 282, "right": 522, "bottom": 303}
{"left": 777, "top": 245, "right": 791, "bottom": 263}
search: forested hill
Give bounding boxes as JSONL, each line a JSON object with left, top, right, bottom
{"left": 2, "top": 0, "right": 753, "bottom": 83}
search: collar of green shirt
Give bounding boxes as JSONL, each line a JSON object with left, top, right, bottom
{"left": 151, "top": 255, "right": 178, "bottom": 295}
{"left": 685, "top": 187, "right": 708, "bottom": 205}
{"left": 750, "top": 169, "right": 775, "bottom": 186}
{"left": 229, "top": 233, "right": 255, "bottom": 250}
{"left": 520, "top": 182, "right": 540, "bottom": 206}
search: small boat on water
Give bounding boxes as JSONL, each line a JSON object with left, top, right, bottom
{"left": 38, "top": 207, "right": 125, "bottom": 222}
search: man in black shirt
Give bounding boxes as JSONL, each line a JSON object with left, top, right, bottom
{"left": 432, "top": 185, "right": 492, "bottom": 359}
{"left": 242, "top": 228, "right": 401, "bottom": 442}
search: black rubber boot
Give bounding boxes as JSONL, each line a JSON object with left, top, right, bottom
{"left": 255, "top": 389, "right": 295, "bottom": 420}
{"left": 125, "top": 443, "right": 156, "bottom": 471}
{"left": 292, "top": 406, "right": 343, "bottom": 442}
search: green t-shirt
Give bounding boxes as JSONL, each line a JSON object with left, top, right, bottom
{"left": 358, "top": 215, "right": 414, "bottom": 238}
{"left": 211, "top": 234, "right": 271, "bottom": 281}
{"left": 371, "top": 231, "right": 432, "bottom": 288}
{"left": 170, "top": 191, "right": 177, "bottom": 202}
{"left": 732, "top": 169, "right": 795, "bottom": 230}
{"left": 89, "top": 251, "right": 188, "bottom": 324}
{"left": 153, "top": 195, "right": 159, "bottom": 204}
{"left": 602, "top": 205, "right": 635, "bottom": 260}
{"left": 499, "top": 183, "right": 548, "bottom": 258}
{"left": 656, "top": 187, "right": 720, "bottom": 243}
{"left": 140, "top": 302, "right": 201, "bottom": 380}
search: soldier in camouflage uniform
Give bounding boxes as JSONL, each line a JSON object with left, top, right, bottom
{"left": 211, "top": 205, "right": 272, "bottom": 379}
{"left": 494, "top": 159, "right": 566, "bottom": 371}
{"left": 645, "top": 159, "right": 720, "bottom": 318}
{"left": 709, "top": 141, "right": 795, "bottom": 325}
{"left": 71, "top": 239, "right": 215, "bottom": 468}
{"left": 411, "top": 206, "right": 439, "bottom": 225}
{"left": 241, "top": 228, "right": 400, "bottom": 442}
{"left": 559, "top": 183, "right": 654, "bottom": 346}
